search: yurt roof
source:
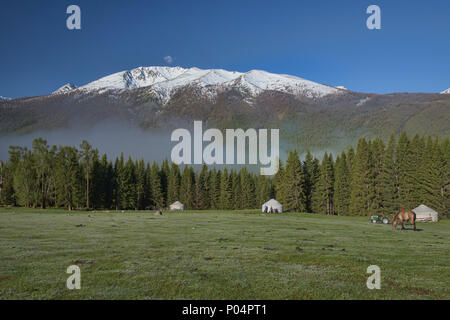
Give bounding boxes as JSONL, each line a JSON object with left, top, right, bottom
{"left": 413, "top": 204, "right": 437, "bottom": 214}
{"left": 171, "top": 201, "right": 184, "bottom": 206}
{"left": 263, "top": 199, "right": 282, "bottom": 207}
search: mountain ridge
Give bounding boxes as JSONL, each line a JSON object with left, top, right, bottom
{"left": 1, "top": 66, "right": 449, "bottom": 152}
{"left": 52, "top": 66, "right": 344, "bottom": 103}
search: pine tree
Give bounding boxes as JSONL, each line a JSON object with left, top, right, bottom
{"left": 371, "top": 138, "right": 385, "bottom": 214}
{"left": 440, "top": 138, "right": 450, "bottom": 219}
{"left": 230, "top": 170, "right": 242, "bottom": 209}
{"left": 256, "top": 174, "right": 273, "bottom": 208}
{"left": 55, "top": 146, "right": 82, "bottom": 210}
{"left": 161, "top": 159, "right": 170, "bottom": 207}
{"left": 167, "top": 162, "right": 181, "bottom": 205}
{"left": 103, "top": 155, "right": 114, "bottom": 209}
{"left": 333, "top": 152, "right": 350, "bottom": 215}
{"left": 209, "top": 168, "right": 220, "bottom": 209}
{"left": 219, "top": 168, "right": 232, "bottom": 209}
{"left": 422, "top": 138, "right": 445, "bottom": 214}
{"left": 144, "top": 162, "right": 152, "bottom": 209}
{"left": 79, "top": 140, "right": 94, "bottom": 209}
{"left": 113, "top": 154, "right": 125, "bottom": 210}
{"left": 90, "top": 151, "right": 104, "bottom": 209}
{"left": 195, "top": 164, "right": 209, "bottom": 209}
{"left": 283, "top": 150, "right": 307, "bottom": 212}
{"left": 240, "top": 167, "right": 256, "bottom": 209}
{"left": 150, "top": 162, "right": 164, "bottom": 209}
{"left": 273, "top": 158, "right": 287, "bottom": 205}
{"left": 349, "top": 138, "right": 373, "bottom": 215}
{"left": 135, "top": 159, "right": 146, "bottom": 210}
{"left": 312, "top": 153, "right": 334, "bottom": 215}
{"left": 121, "top": 157, "right": 137, "bottom": 209}
{"left": 180, "top": 166, "right": 195, "bottom": 209}
{"left": 381, "top": 134, "right": 399, "bottom": 214}
{"left": 309, "top": 157, "right": 321, "bottom": 214}
{"left": 396, "top": 132, "right": 412, "bottom": 209}
{"left": 303, "top": 151, "right": 315, "bottom": 212}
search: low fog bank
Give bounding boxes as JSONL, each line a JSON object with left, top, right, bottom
{"left": 0, "top": 119, "right": 350, "bottom": 171}
{"left": 0, "top": 119, "right": 173, "bottom": 163}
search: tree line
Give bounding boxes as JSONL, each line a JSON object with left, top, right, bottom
{"left": 0, "top": 133, "right": 448, "bottom": 218}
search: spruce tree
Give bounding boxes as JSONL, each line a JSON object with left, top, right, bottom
{"left": 113, "top": 154, "right": 124, "bottom": 210}
{"left": 195, "top": 164, "right": 209, "bottom": 209}
{"left": 55, "top": 146, "right": 82, "bottom": 210}
{"left": 273, "top": 158, "right": 287, "bottom": 205}
{"left": 219, "top": 168, "right": 232, "bottom": 209}
{"left": 160, "top": 159, "right": 170, "bottom": 206}
{"left": 371, "top": 138, "right": 385, "bottom": 214}
{"left": 381, "top": 134, "right": 399, "bottom": 214}
{"left": 349, "top": 138, "right": 372, "bottom": 215}
{"left": 333, "top": 152, "right": 350, "bottom": 215}
{"left": 135, "top": 159, "right": 146, "bottom": 210}
{"left": 240, "top": 167, "right": 256, "bottom": 209}
{"left": 167, "top": 162, "right": 181, "bottom": 205}
{"left": 90, "top": 151, "right": 104, "bottom": 209}
{"left": 440, "top": 138, "right": 450, "bottom": 219}
{"left": 396, "top": 132, "right": 412, "bottom": 209}
{"left": 180, "top": 166, "right": 195, "bottom": 209}
{"left": 209, "top": 168, "right": 220, "bottom": 209}
{"left": 312, "top": 153, "right": 334, "bottom": 215}
{"left": 79, "top": 140, "right": 94, "bottom": 209}
{"left": 303, "top": 151, "right": 315, "bottom": 212}
{"left": 121, "top": 157, "right": 137, "bottom": 209}
{"left": 230, "top": 170, "right": 242, "bottom": 209}
{"left": 150, "top": 162, "right": 164, "bottom": 209}
{"left": 283, "top": 150, "right": 307, "bottom": 212}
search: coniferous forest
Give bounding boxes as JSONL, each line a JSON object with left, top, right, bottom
{"left": 0, "top": 132, "right": 448, "bottom": 219}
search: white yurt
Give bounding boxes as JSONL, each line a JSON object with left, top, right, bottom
{"left": 262, "top": 199, "right": 283, "bottom": 213}
{"left": 412, "top": 204, "right": 438, "bottom": 222}
{"left": 169, "top": 201, "right": 185, "bottom": 211}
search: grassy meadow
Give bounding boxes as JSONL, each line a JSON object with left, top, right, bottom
{"left": 0, "top": 207, "right": 449, "bottom": 300}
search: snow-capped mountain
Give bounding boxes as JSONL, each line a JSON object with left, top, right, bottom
{"left": 54, "top": 66, "right": 344, "bottom": 103}
{"left": 53, "top": 83, "right": 78, "bottom": 94}
{"left": 441, "top": 88, "right": 450, "bottom": 94}
{"left": 0, "top": 96, "right": 11, "bottom": 101}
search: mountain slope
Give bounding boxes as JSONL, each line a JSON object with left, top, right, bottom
{"left": 1, "top": 66, "right": 450, "bottom": 152}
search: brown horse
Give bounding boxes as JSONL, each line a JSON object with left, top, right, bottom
{"left": 392, "top": 207, "right": 416, "bottom": 231}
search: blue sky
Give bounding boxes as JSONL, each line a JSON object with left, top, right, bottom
{"left": 1, "top": 0, "right": 450, "bottom": 98}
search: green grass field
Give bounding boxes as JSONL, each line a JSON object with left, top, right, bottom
{"left": 0, "top": 207, "right": 449, "bottom": 300}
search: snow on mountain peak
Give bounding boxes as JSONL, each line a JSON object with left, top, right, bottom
{"left": 53, "top": 83, "right": 77, "bottom": 94}
{"left": 0, "top": 96, "right": 11, "bottom": 101}
{"left": 60, "top": 66, "right": 343, "bottom": 103}
{"left": 441, "top": 88, "right": 450, "bottom": 94}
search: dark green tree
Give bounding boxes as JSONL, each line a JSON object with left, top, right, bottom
{"left": 283, "top": 150, "right": 307, "bottom": 212}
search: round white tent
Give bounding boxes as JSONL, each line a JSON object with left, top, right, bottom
{"left": 262, "top": 199, "right": 283, "bottom": 213}
{"left": 412, "top": 204, "right": 438, "bottom": 222}
{"left": 169, "top": 201, "right": 185, "bottom": 211}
